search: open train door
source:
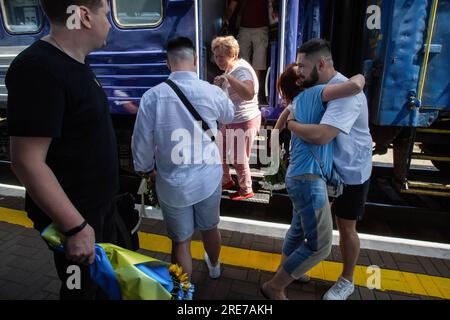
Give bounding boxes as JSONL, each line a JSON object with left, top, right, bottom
{"left": 366, "top": 0, "right": 450, "bottom": 196}
{"left": 263, "top": 0, "right": 326, "bottom": 121}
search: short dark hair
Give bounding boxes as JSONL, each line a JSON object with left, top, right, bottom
{"left": 40, "top": 0, "right": 104, "bottom": 24}
{"left": 297, "top": 38, "right": 332, "bottom": 61}
{"left": 166, "top": 37, "right": 196, "bottom": 54}
{"left": 166, "top": 37, "right": 196, "bottom": 63}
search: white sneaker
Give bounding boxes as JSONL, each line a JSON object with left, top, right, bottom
{"left": 323, "top": 277, "right": 355, "bottom": 300}
{"left": 204, "top": 252, "right": 221, "bottom": 279}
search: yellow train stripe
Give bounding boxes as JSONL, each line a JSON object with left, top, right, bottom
{"left": 1, "top": 207, "right": 449, "bottom": 299}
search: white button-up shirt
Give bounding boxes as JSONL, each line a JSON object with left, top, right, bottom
{"left": 132, "top": 71, "right": 235, "bottom": 207}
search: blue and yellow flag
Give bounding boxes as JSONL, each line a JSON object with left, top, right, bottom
{"left": 41, "top": 224, "right": 194, "bottom": 300}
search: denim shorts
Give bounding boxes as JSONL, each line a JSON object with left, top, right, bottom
{"left": 159, "top": 182, "right": 222, "bottom": 242}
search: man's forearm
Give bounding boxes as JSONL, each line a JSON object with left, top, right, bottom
{"left": 12, "top": 162, "right": 84, "bottom": 232}
{"left": 287, "top": 121, "right": 329, "bottom": 145}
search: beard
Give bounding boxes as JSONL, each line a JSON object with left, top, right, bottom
{"left": 302, "top": 66, "right": 319, "bottom": 88}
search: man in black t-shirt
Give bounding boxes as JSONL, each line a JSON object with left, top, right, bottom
{"left": 6, "top": 0, "right": 119, "bottom": 300}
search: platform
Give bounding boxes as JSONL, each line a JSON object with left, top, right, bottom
{"left": 0, "top": 192, "right": 449, "bottom": 300}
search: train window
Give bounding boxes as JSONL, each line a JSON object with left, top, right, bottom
{"left": 0, "top": 0, "right": 42, "bottom": 34}
{"left": 112, "top": 0, "right": 163, "bottom": 28}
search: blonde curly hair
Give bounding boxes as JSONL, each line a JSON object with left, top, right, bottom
{"left": 211, "top": 36, "right": 240, "bottom": 59}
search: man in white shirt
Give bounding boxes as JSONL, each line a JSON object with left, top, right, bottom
{"left": 132, "top": 37, "right": 235, "bottom": 279}
{"left": 288, "top": 39, "right": 373, "bottom": 300}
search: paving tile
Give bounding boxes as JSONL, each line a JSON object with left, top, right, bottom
{"left": 193, "top": 284, "right": 217, "bottom": 300}
{"left": 356, "top": 256, "right": 371, "bottom": 266}
{"left": 250, "top": 242, "right": 275, "bottom": 253}
{"left": 46, "top": 293, "right": 59, "bottom": 300}
{"left": 347, "top": 287, "right": 361, "bottom": 300}
{"left": 273, "top": 239, "right": 284, "bottom": 253}
{"left": 430, "top": 258, "right": 450, "bottom": 278}
{"left": 27, "top": 275, "right": 59, "bottom": 293}
{"left": 6, "top": 255, "right": 47, "bottom": 273}
{"left": 331, "top": 246, "right": 343, "bottom": 262}
{"left": 254, "top": 235, "right": 274, "bottom": 246}
{"left": 396, "top": 262, "right": 426, "bottom": 274}
{"left": 0, "top": 281, "right": 28, "bottom": 299}
{"left": 389, "top": 293, "right": 420, "bottom": 300}
{"left": 367, "top": 250, "right": 384, "bottom": 267}
{"left": 21, "top": 290, "right": 50, "bottom": 300}
{"left": 313, "top": 281, "right": 331, "bottom": 299}
{"left": 16, "top": 236, "right": 48, "bottom": 249}
{"left": 191, "top": 270, "right": 208, "bottom": 285}
{"left": 443, "top": 259, "right": 450, "bottom": 270}
{"left": 1, "top": 267, "right": 31, "bottom": 285}
{"left": 294, "top": 282, "right": 317, "bottom": 294}
{"left": 259, "top": 271, "right": 274, "bottom": 286}
{"left": 359, "top": 249, "right": 369, "bottom": 258}
{"left": 229, "top": 232, "right": 243, "bottom": 248}
{"left": 374, "top": 291, "right": 391, "bottom": 300}
{"left": 42, "top": 279, "right": 63, "bottom": 294}
{"left": 9, "top": 245, "right": 43, "bottom": 259}
{"left": 0, "top": 230, "right": 9, "bottom": 240}
{"left": 192, "top": 260, "right": 207, "bottom": 273}
{"left": 221, "top": 236, "right": 231, "bottom": 246}
{"left": 379, "top": 252, "right": 398, "bottom": 270}
{"left": 393, "top": 253, "right": 419, "bottom": 264}
{"left": 212, "top": 278, "right": 233, "bottom": 300}
{"left": 287, "top": 287, "right": 316, "bottom": 300}
{"left": 359, "top": 287, "right": 376, "bottom": 300}
{"left": 222, "top": 265, "right": 248, "bottom": 281}
{"left": 230, "top": 280, "right": 259, "bottom": 296}
{"left": 220, "top": 229, "right": 232, "bottom": 238}
{"left": 227, "top": 292, "right": 260, "bottom": 300}
{"left": 246, "top": 269, "right": 261, "bottom": 284}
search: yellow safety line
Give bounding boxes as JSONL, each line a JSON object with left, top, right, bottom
{"left": 1, "top": 208, "right": 449, "bottom": 300}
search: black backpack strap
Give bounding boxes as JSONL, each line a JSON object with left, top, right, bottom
{"left": 165, "top": 79, "right": 216, "bottom": 142}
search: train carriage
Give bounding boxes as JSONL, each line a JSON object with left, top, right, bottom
{"left": 0, "top": 0, "right": 449, "bottom": 198}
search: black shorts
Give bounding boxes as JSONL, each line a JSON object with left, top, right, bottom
{"left": 332, "top": 179, "right": 370, "bottom": 221}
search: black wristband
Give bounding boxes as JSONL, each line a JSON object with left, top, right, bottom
{"left": 62, "top": 220, "right": 88, "bottom": 237}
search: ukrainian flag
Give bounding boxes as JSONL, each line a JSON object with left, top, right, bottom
{"left": 41, "top": 224, "right": 193, "bottom": 300}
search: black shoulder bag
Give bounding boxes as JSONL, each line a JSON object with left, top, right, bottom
{"left": 165, "top": 79, "right": 216, "bottom": 142}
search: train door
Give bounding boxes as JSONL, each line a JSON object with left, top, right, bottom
{"left": 262, "top": 0, "right": 327, "bottom": 122}
{"left": 362, "top": 0, "right": 450, "bottom": 195}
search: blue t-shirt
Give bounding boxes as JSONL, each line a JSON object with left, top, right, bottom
{"left": 286, "top": 85, "right": 333, "bottom": 179}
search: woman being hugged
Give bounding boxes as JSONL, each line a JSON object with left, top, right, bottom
{"left": 212, "top": 36, "right": 261, "bottom": 201}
